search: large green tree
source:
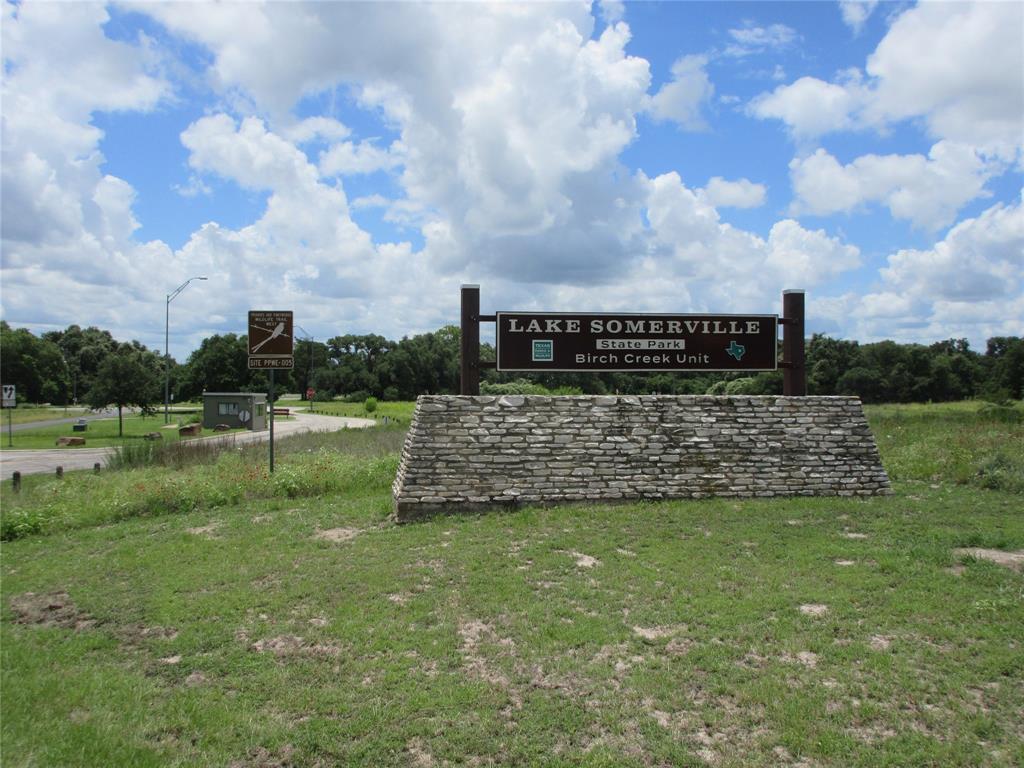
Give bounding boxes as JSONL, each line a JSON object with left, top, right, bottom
{"left": 294, "top": 339, "right": 331, "bottom": 398}
{"left": 176, "top": 333, "right": 254, "bottom": 400}
{"left": 0, "top": 322, "right": 69, "bottom": 403}
{"left": 377, "top": 326, "right": 459, "bottom": 399}
{"left": 84, "top": 347, "right": 161, "bottom": 435}
{"left": 42, "top": 325, "right": 119, "bottom": 403}
{"left": 984, "top": 337, "right": 1024, "bottom": 401}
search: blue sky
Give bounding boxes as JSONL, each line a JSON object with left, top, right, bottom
{"left": 1, "top": 0, "right": 1021, "bottom": 361}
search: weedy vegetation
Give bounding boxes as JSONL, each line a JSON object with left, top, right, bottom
{"left": 1, "top": 401, "right": 1021, "bottom": 767}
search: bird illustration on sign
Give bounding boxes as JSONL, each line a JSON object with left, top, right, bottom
{"left": 252, "top": 321, "right": 290, "bottom": 353}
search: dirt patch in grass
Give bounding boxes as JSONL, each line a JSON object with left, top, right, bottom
{"left": 847, "top": 723, "right": 898, "bottom": 743}
{"left": 186, "top": 523, "right": 221, "bottom": 537}
{"left": 592, "top": 643, "right": 648, "bottom": 691}
{"left": 953, "top": 548, "right": 1024, "bottom": 572}
{"left": 870, "top": 635, "right": 892, "bottom": 651}
{"left": 799, "top": 604, "right": 828, "bottom": 617}
{"left": 118, "top": 624, "right": 179, "bottom": 646}
{"left": 8, "top": 591, "right": 96, "bottom": 631}
{"left": 249, "top": 635, "right": 341, "bottom": 658}
{"left": 642, "top": 690, "right": 772, "bottom": 766}
{"left": 405, "top": 738, "right": 437, "bottom": 767}
{"left": 228, "top": 744, "right": 298, "bottom": 768}
{"left": 314, "top": 527, "right": 361, "bottom": 543}
{"left": 458, "top": 620, "right": 519, "bottom": 705}
{"left": 570, "top": 551, "right": 600, "bottom": 568}
{"left": 631, "top": 625, "right": 687, "bottom": 644}
{"left": 579, "top": 718, "right": 651, "bottom": 763}
{"left": 842, "top": 532, "right": 869, "bottom": 540}
{"left": 781, "top": 651, "right": 819, "bottom": 668}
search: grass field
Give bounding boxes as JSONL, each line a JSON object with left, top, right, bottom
{"left": 1, "top": 401, "right": 1022, "bottom": 767}
{"left": 0, "top": 412, "right": 247, "bottom": 451}
{"left": 0, "top": 406, "right": 91, "bottom": 426}
{"left": 307, "top": 399, "right": 416, "bottom": 423}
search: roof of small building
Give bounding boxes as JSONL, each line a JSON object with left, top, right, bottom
{"left": 202, "top": 392, "right": 267, "bottom": 399}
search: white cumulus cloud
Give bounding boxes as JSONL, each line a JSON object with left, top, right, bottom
{"left": 647, "top": 54, "right": 714, "bottom": 131}
{"left": 701, "top": 177, "right": 767, "bottom": 209}
{"left": 839, "top": 0, "right": 878, "bottom": 35}
{"left": 789, "top": 142, "right": 999, "bottom": 230}
{"left": 724, "top": 22, "right": 798, "bottom": 57}
{"left": 823, "top": 195, "right": 1024, "bottom": 343}
{"left": 749, "top": 76, "right": 862, "bottom": 140}
{"left": 751, "top": 2, "right": 1023, "bottom": 155}
{"left": 319, "top": 140, "right": 401, "bottom": 176}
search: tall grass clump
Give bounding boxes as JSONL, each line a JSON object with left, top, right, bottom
{"left": 3, "top": 445, "right": 399, "bottom": 541}
{"left": 105, "top": 436, "right": 244, "bottom": 471}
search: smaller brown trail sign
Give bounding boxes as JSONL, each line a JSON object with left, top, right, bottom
{"left": 248, "top": 310, "right": 294, "bottom": 472}
{"left": 248, "top": 311, "right": 294, "bottom": 370}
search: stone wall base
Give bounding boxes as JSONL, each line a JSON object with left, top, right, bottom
{"left": 393, "top": 395, "right": 891, "bottom": 522}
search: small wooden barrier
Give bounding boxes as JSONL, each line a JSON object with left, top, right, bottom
{"left": 273, "top": 408, "right": 290, "bottom": 417}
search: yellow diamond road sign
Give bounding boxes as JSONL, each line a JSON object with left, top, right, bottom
{"left": 248, "top": 310, "right": 294, "bottom": 369}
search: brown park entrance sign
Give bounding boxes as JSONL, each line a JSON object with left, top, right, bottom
{"left": 459, "top": 286, "right": 807, "bottom": 396}
{"left": 496, "top": 312, "right": 777, "bottom": 372}
{"left": 248, "top": 310, "right": 294, "bottom": 370}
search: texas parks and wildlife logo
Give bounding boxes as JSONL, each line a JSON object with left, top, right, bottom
{"left": 532, "top": 339, "right": 554, "bottom": 362}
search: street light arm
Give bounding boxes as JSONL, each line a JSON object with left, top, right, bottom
{"left": 167, "top": 276, "right": 208, "bottom": 304}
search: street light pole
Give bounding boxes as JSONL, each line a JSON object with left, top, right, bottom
{"left": 164, "top": 276, "right": 207, "bottom": 423}
{"left": 296, "top": 325, "right": 314, "bottom": 398}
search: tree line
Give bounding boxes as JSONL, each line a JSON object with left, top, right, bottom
{"left": 2, "top": 321, "right": 1021, "bottom": 409}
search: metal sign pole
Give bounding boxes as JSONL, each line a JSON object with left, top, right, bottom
{"left": 2, "top": 384, "right": 14, "bottom": 446}
{"left": 269, "top": 369, "right": 275, "bottom": 474}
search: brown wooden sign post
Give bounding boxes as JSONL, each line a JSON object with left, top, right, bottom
{"left": 460, "top": 285, "right": 481, "bottom": 396}
{"left": 781, "top": 290, "right": 806, "bottom": 396}
{"left": 459, "top": 286, "right": 806, "bottom": 395}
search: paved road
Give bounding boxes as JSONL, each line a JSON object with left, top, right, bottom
{"left": 0, "top": 410, "right": 375, "bottom": 481}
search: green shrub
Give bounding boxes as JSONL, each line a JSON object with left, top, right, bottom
{"left": 0, "top": 508, "right": 48, "bottom": 541}
{"left": 977, "top": 402, "right": 1022, "bottom": 424}
{"left": 364, "top": 396, "right": 378, "bottom": 413}
{"left": 481, "top": 379, "right": 544, "bottom": 395}
{"left": 975, "top": 452, "right": 1024, "bottom": 493}
{"left": 724, "top": 377, "right": 757, "bottom": 395}
{"left": 548, "top": 385, "right": 584, "bottom": 395}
